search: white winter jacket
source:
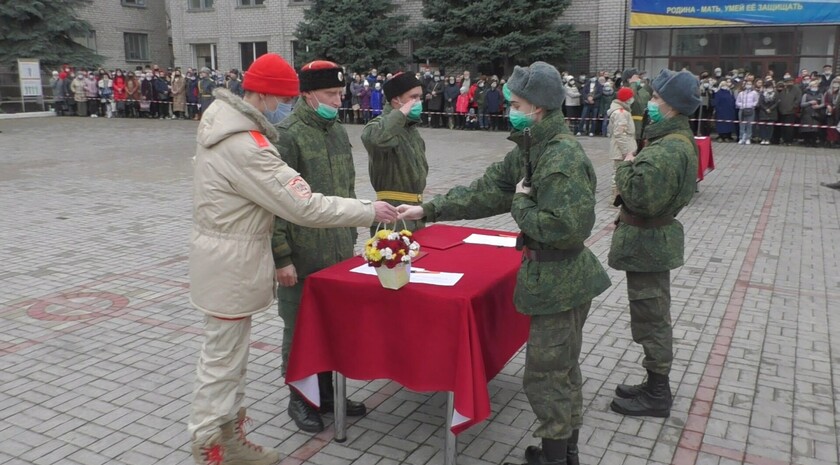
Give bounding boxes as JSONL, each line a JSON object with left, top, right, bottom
{"left": 189, "top": 88, "right": 375, "bottom": 318}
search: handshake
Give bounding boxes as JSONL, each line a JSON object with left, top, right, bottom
{"left": 371, "top": 202, "right": 425, "bottom": 223}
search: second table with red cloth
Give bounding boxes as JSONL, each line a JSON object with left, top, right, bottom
{"left": 695, "top": 136, "right": 715, "bottom": 181}
{"left": 285, "top": 224, "right": 531, "bottom": 434}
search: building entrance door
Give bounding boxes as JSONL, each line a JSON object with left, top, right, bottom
{"left": 742, "top": 58, "right": 794, "bottom": 79}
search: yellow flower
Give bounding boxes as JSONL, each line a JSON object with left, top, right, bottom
{"left": 400, "top": 230, "right": 412, "bottom": 237}
{"left": 376, "top": 229, "right": 391, "bottom": 240}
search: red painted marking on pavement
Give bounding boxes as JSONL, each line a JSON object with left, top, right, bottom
{"left": 700, "top": 443, "right": 791, "bottom": 465}
{"left": 586, "top": 222, "right": 615, "bottom": 247}
{"left": 671, "top": 168, "right": 782, "bottom": 465}
{"left": 26, "top": 292, "right": 129, "bottom": 321}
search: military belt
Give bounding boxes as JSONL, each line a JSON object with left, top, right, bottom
{"left": 618, "top": 209, "right": 674, "bottom": 229}
{"left": 376, "top": 191, "right": 423, "bottom": 203}
{"left": 522, "top": 245, "right": 584, "bottom": 262}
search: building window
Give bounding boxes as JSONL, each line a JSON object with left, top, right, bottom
{"left": 189, "top": 0, "right": 214, "bottom": 10}
{"left": 124, "top": 33, "right": 150, "bottom": 61}
{"left": 73, "top": 30, "right": 97, "bottom": 53}
{"left": 240, "top": 42, "right": 268, "bottom": 71}
{"left": 193, "top": 43, "right": 218, "bottom": 70}
{"left": 122, "top": 0, "right": 146, "bottom": 6}
{"left": 238, "top": 0, "right": 264, "bottom": 6}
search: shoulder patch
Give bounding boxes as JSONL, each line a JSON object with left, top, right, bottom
{"left": 287, "top": 176, "right": 312, "bottom": 199}
{"left": 249, "top": 130, "right": 270, "bottom": 148}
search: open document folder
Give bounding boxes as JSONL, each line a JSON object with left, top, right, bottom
{"left": 462, "top": 233, "right": 517, "bottom": 247}
{"left": 349, "top": 263, "right": 463, "bottom": 286}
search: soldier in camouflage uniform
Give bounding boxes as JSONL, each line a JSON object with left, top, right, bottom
{"left": 271, "top": 61, "right": 368, "bottom": 433}
{"left": 399, "top": 62, "right": 611, "bottom": 465}
{"left": 608, "top": 68, "right": 700, "bottom": 418}
{"left": 362, "top": 72, "right": 429, "bottom": 233}
{"left": 622, "top": 68, "right": 651, "bottom": 148}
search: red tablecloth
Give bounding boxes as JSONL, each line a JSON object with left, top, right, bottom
{"left": 695, "top": 136, "right": 715, "bottom": 181}
{"left": 285, "top": 224, "right": 530, "bottom": 434}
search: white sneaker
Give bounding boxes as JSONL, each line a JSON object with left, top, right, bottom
{"left": 746, "top": 140, "right": 751, "bottom": 145}
{"left": 90, "top": 114, "right": 98, "bottom": 118}
{"left": 738, "top": 139, "right": 745, "bottom": 144}
{"left": 575, "top": 132, "right": 582, "bottom": 136}
{"left": 588, "top": 132, "right": 594, "bottom": 137}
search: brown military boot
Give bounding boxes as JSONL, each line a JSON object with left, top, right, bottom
{"left": 220, "top": 408, "right": 280, "bottom": 465}
{"left": 192, "top": 431, "right": 226, "bottom": 465}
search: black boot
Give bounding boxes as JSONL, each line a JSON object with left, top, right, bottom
{"left": 821, "top": 181, "right": 840, "bottom": 190}
{"left": 506, "top": 438, "right": 567, "bottom": 465}
{"left": 524, "top": 431, "right": 577, "bottom": 465}
{"left": 317, "top": 372, "right": 367, "bottom": 417}
{"left": 288, "top": 390, "right": 324, "bottom": 433}
{"left": 610, "top": 371, "right": 672, "bottom": 417}
{"left": 615, "top": 369, "right": 656, "bottom": 399}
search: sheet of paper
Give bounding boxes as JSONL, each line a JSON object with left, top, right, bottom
{"left": 462, "top": 233, "right": 517, "bottom": 248}
{"left": 349, "top": 264, "right": 464, "bottom": 287}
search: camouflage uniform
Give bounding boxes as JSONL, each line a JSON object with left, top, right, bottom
{"left": 422, "top": 110, "right": 611, "bottom": 440}
{"left": 271, "top": 100, "right": 358, "bottom": 374}
{"left": 629, "top": 81, "right": 651, "bottom": 141}
{"left": 362, "top": 104, "right": 429, "bottom": 232}
{"left": 608, "top": 114, "right": 698, "bottom": 377}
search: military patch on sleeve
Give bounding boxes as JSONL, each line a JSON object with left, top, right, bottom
{"left": 287, "top": 176, "right": 312, "bottom": 199}
{"left": 249, "top": 130, "right": 270, "bottom": 148}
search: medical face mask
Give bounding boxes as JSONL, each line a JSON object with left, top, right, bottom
{"left": 312, "top": 95, "right": 338, "bottom": 120}
{"left": 399, "top": 98, "right": 423, "bottom": 120}
{"left": 647, "top": 101, "right": 664, "bottom": 123}
{"left": 264, "top": 96, "right": 292, "bottom": 124}
{"left": 509, "top": 108, "right": 536, "bottom": 131}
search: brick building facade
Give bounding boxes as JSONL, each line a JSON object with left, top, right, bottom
{"left": 74, "top": 0, "right": 173, "bottom": 71}
{"left": 167, "top": 0, "right": 634, "bottom": 76}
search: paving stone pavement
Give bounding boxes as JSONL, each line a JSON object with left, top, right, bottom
{"left": 1, "top": 116, "right": 839, "bottom": 465}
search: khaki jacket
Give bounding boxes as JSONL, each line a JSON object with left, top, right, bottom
{"left": 607, "top": 100, "right": 637, "bottom": 160}
{"left": 190, "top": 88, "right": 375, "bottom": 318}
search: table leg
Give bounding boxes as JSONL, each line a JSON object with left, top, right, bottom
{"left": 334, "top": 372, "right": 347, "bottom": 443}
{"left": 445, "top": 392, "right": 457, "bottom": 465}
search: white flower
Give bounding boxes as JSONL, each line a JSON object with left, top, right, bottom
{"left": 402, "top": 236, "right": 411, "bottom": 246}
{"left": 409, "top": 242, "right": 420, "bottom": 251}
{"left": 401, "top": 255, "right": 410, "bottom": 263}
{"left": 387, "top": 232, "right": 399, "bottom": 241}
{"left": 383, "top": 247, "right": 394, "bottom": 260}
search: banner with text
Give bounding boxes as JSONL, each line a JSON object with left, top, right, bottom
{"left": 631, "top": 1, "right": 840, "bottom": 28}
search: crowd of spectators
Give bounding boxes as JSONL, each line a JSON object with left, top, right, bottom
{"left": 48, "top": 62, "right": 840, "bottom": 148}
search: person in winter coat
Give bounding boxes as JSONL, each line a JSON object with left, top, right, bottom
{"left": 370, "top": 82, "right": 384, "bottom": 117}
{"left": 125, "top": 72, "right": 141, "bottom": 118}
{"left": 153, "top": 72, "right": 171, "bottom": 119}
{"left": 455, "top": 86, "right": 470, "bottom": 129}
{"left": 757, "top": 82, "right": 779, "bottom": 145}
{"left": 98, "top": 72, "right": 114, "bottom": 118}
{"left": 800, "top": 81, "right": 826, "bottom": 147}
{"left": 140, "top": 72, "right": 155, "bottom": 118}
{"left": 425, "top": 74, "right": 445, "bottom": 128}
{"left": 712, "top": 83, "right": 737, "bottom": 141}
{"left": 71, "top": 73, "right": 87, "bottom": 117}
{"left": 599, "top": 80, "right": 616, "bottom": 136}
{"left": 608, "top": 87, "right": 637, "bottom": 198}
{"left": 444, "top": 76, "right": 460, "bottom": 129}
{"left": 186, "top": 71, "right": 200, "bottom": 120}
{"left": 188, "top": 53, "right": 397, "bottom": 465}
{"left": 485, "top": 81, "right": 503, "bottom": 130}
{"left": 170, "top": 70, "right": 187, "bottom": 119}
{"left": 350, "top": 74, "right": 365, "bottom": 123}
{"left": 823, "top": 77, "right": 840, "bottom": 147}
{"left": 198, "top": 67, "right": 216, "bottom": 119}
{"left": 473, "top": 80, "right": 489, "bottom": 129}
{"left": 578, "top": 77, "right": 602, "bottom": 135}
{"left": 777, "top": 77, "right": 802, "bottom": 145}
{"left": 564, "top": 79, "right": 581, "bottom": 129}
{"left": 84, "top": 72, "right": 99, "bottom": 117}
{"left": 358, "top": 80, "right": 372, "bottom": 123}
{"left": 52, "top": 72, "right": 68, "bottom": 116}
{"left": 113, "top": 70, "right": 127, "bottom": 117}
{"left": 735, "top": 81, "right": 759, "bottom": 144}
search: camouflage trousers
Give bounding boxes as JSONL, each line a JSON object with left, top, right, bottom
{"left": 626, "top": 271, "right": 672, "bottom": 376}
{"left": 277, "top": 282, "right": 304, "bottom": 377}
{"left": 523, "top": 302, "right": 591, "bottom": 440}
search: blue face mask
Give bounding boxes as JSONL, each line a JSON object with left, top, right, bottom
{"left": 264, "top": 97, "right": 292, "bottom": 125}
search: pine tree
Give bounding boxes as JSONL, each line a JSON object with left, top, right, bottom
{"left": 294, "top": 0, "right": 410, "bottom": 73}
{"left": 0, "top": 0, "right": 103, "bottom": 69}
{"left": 415, "top": 0, "right": 577, "bottom": 76}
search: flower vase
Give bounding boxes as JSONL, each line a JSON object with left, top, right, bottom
{"left": 374, "top": 262, "right": 411, "bottom": 290}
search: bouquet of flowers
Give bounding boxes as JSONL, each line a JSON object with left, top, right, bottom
{"left": 364, "top": 228, "right": 421, "bottom": 268}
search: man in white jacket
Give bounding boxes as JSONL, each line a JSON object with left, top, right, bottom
{"left": 188, "top": 53, "right": 397, "bottom": 465}
{"left": 608, "top": 87, "right": 638, "bottom": 199}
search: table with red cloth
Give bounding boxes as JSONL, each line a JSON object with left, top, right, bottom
{"left": 695, "top": 136, "right": 715, "bottom": 181}
{"left": 285, "top": 224, "right": 531, "bottom": 438}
